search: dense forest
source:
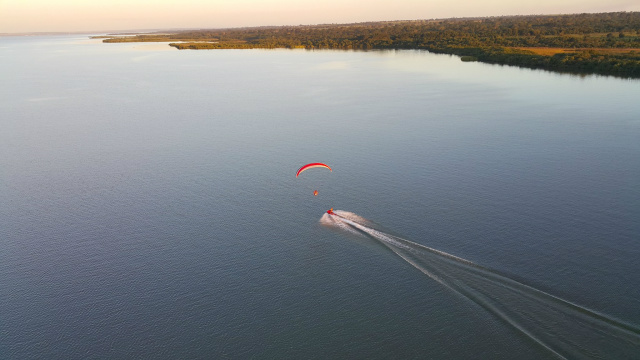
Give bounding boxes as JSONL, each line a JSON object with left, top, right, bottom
{"left": 97, "top": 12, "right": 640, "bottom": 78}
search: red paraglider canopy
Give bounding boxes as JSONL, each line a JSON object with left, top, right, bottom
{"left": 296, "top": 163, "right": 332, "bottom": 177}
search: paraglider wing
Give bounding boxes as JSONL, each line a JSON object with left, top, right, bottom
{"left": 296, "top": 163, "right": 332, "bottom": 177}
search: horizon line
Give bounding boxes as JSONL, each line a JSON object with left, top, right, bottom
{"left": 1, "top": 10, "right": 637, "bottom": 36}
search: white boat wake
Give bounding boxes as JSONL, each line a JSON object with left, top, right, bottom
{"left": 320, "top": 210, "right": 640, "bottom": 359}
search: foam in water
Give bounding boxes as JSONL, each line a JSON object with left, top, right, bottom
{"left": 321, "top": 210, "right": 640, "bottom": 360}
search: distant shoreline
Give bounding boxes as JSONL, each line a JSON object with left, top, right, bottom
{"left": 93, "top": 12, "right": 640, "bottom": 78}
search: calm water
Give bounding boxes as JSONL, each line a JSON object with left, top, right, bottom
{"left": 1, "top": 35, "right": 639, "bottom": 359}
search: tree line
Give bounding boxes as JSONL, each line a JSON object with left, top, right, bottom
{"left": 98, "top": 12, "right": 640, "bottom": 78}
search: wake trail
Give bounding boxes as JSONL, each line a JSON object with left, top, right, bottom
{"left": 321, "top": 210, "right": 640, "bottom": 359}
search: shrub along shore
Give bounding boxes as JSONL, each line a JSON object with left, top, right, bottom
{"left": 95, "top": 12, "right": 640, "bottom": 78}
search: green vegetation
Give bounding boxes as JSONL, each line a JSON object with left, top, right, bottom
{"left": 460, "top": 56, "right": 478, "bottom": 62}
{"left": 95, "top": 12, "right": 640, "bottom": 78}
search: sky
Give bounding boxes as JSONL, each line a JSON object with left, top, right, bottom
{"left": 1, "top": 0, "right": 639, "bottom": 33}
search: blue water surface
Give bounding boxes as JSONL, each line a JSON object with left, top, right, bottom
{"left": 1, "top": 35, "right": 639, "bottom": 359}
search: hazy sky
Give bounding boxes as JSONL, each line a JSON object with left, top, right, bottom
{"left": 1, "top": 0, "right": 639, "bottom": 33}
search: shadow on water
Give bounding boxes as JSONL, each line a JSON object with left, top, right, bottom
{"left": 320, "top": 210, "right": 640, "bottom": 360}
